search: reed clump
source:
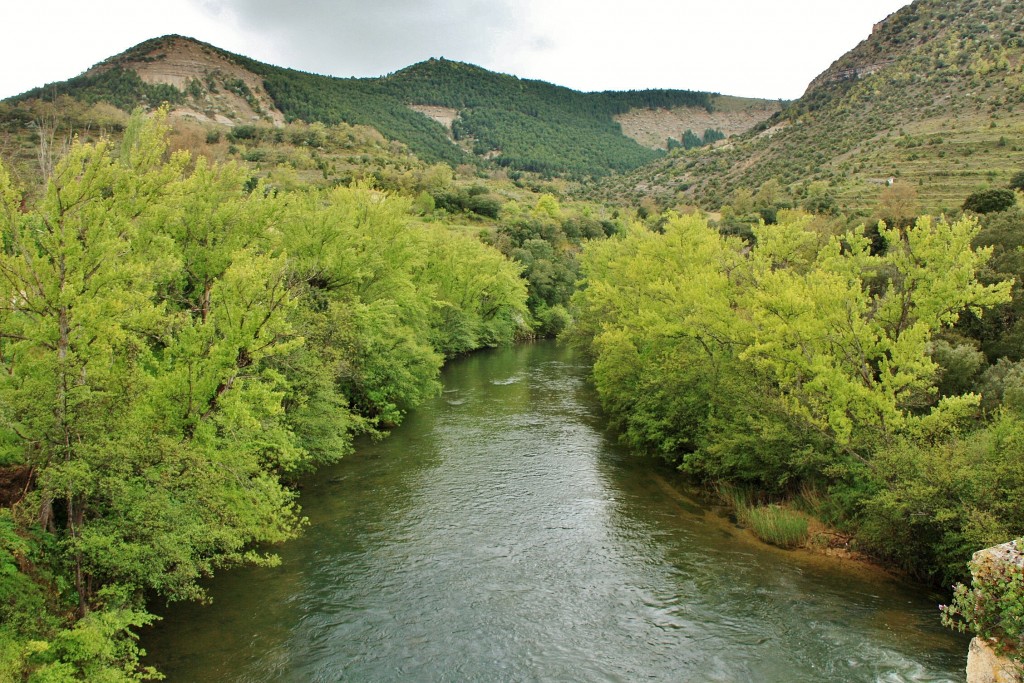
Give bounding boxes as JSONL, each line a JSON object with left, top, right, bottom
{"left": 719, "top": 485, "right": 811, "bottom": 549}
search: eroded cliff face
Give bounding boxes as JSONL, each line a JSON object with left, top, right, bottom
{"left": 805, "top": 59, "right": 896, "bottom": 92}
{"left": 407, "top": 105, "right": 460, "bottom": 131}
{"left": 801, "top": 6, "right": 903, "bottom": 96}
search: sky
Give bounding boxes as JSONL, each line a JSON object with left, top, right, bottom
{"left": 1, "top": 0, "right": 913, "bottom": 101}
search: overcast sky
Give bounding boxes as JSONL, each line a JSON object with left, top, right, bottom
{"left": 2, "top": 0, "right": 912, "bottom": 101}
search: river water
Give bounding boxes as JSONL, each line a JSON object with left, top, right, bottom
{"left": 144, "top": 341, "right": 967, "bottom": 682}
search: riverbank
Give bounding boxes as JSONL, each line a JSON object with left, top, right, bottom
{"left": 568, "top": 212, "right": 1024, "bottom": 592}
{"left": 644, "top": 462, "right": 910, "bottom": 586}
{"left": 144, "top": 341, "right": 966, "bottom": 681}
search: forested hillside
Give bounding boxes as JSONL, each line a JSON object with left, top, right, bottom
{"left": 3, "top": 36, "right": 775, "bottom": 181}
{"left": 381, "top": 58, "right": 718, "bottom": 176}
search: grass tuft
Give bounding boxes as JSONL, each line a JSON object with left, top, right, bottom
{"left": 744, "top": 505, "right": 810, "bottom": 549}
{"left": 718, "top": 484, "right": 810, "bottom": 549}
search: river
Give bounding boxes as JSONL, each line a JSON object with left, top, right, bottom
{"left": 144, "top": 341, "right": 967, "bottom": 682}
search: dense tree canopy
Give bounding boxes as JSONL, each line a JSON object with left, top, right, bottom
{"left": 570, "top": 212, "right": 1020, "bottom": 583}
{"left": 0, "top": 110, "right": 529, "bottom": 680}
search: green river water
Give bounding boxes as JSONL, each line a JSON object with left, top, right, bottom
{"left": 144, "top": 341, "right": 967, "bottom": 682}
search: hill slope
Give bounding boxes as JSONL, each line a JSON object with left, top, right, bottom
{"left": 601, "top": 0, "right": 1024, "bottom": 214}
{"left": 3, "top": 36, "right": 779, "bottom": 180}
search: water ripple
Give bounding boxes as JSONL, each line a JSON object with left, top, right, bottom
{"left": 144, "top": 343, "right": 967, "bottom": 682}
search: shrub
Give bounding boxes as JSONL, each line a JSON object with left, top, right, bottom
{"left": 466, "top": 194, "right": 502, "bottom": 219}
{"left": 228, "top": 124, "right": 258, "bottom": 141}
{"left": 964, "top": 188, "right": 1016, "bottom": 214}
{"left": 1009, "top": 170, "right": 1024, "bottom": 192}
{"left": 534, "top": 304, "right": 571, "bottom": 337}
{"left": 412, "top": 191, "right": 435, "bottom": 216}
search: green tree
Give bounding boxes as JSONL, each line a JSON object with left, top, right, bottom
{"left": 1008, "top": 170, "right": 1024, "bottom": 192}
{"left": 571, "top": 211, "right": 1012, "bottom": 542}
{"left": 963, "top": 188, "right": 1016, "bottom": 214}
{"left": 801, "top": 181, "right": 838, "bottom": 215}
{"left": 877, "top": 181, "right": 919, "bottom": 227}
{"left": 0, "top": 110, "right": 305, "bottom": 679}
{"left": 0, "top": 109, "right": 533, "bottom": 679}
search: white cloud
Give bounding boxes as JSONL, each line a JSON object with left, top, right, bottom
{"left": 0, "top": 0, "right": 263, "bottom": 97}
{"left": 499, "top": 0, "right": 909, "bottom": 98}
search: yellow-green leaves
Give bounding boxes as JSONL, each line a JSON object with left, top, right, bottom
{"left": 0, "top": 108, "right": 533, "bottom": 681}
{"left": 573, "top": 211, "right": 1012, "bottom": 467}
{"left": 741, "top": 214, "right": 1011, "bottom": 447}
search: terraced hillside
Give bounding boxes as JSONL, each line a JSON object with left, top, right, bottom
{"left": 599, "top": 0, "right": 1024, "bottom": 215}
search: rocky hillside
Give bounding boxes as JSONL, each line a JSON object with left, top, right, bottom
{"left": 2, "top": 36, "right": 778, "bottom": 180}
{"left": 614, "top": 95, "right": 781, "bottom": 151}
{"left": 599, "top": 0, "right": 1024, "bottom": 215}
{"left": 86, "top": 36, "right": 285, "bottom": 127}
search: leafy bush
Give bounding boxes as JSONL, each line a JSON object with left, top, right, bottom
{"left": 964, "top": 188, "right": 1017, "bottom": 214}
{"left": 1009, "top": 170, "right": 1024, "bottom": 192}
{"left": 0, "top": 110, "right": 532, "bottom": 679}
{"left": 572, "top": 212, "right": 1016, "bottom": 582}
{"left": 533, "top": 304, "right": 571, "bottom": 337}
{"left": 466, "top": 193, "right": 502, "bottom": 218}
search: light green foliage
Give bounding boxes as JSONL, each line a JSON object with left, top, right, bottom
{"left": 862, "top": 412, "right": 1024, "bottom": 582}
{"left": 0, "top": 110, "right": 530, "bottom": 679}
{"left": 0, "top": 111, "right": 306, "bottom": 678}
{"left": 412, "top": 190, "right": 435, "bottom": 215}
{"left": 277, "top": 185, "right": 528, "bottom": 429}
{"left": 0, "top": 510, "right": 56, "bottom": 678}
{"left": 488, "top": 195, "right": 619, "bottom": 335}
{"left": 577, "top": 214, "right": 1007, "bottom": 466}
{"left": 572, "top": 211, "right": 1014, "bottom": 581}
{"left": 277, "top": 186, "right": 439, "bottom": 430}
{"left": 418, "top": 229, "right": 529, "bottom": 356}
{"left": 741, "top": 216, "right": 1010, "bottom": 452}
{"left": 572, "top": 214, "right": 747, "bottom": 458}
{"left": 25, "top": 587, "right": 161, "bottom": 682}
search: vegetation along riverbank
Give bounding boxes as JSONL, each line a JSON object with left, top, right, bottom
{"left": 3, "top": 0, "right": 1024, "bottom": 675}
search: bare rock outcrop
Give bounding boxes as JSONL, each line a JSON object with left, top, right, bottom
{"left": 966, "top": 541, "right": 1024, "bottom": 683}
{"left": 87, "top": 36, "right": 285, "bottom": 126}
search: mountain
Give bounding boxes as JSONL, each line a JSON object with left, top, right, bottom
{"left": 602, "top": 0, "right": 1024, "bottom": 215}
{"left": 2, "top": 35, "right": 779, "bottom": 180}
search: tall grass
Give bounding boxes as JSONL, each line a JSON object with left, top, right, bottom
{"left": 718, "top": 484, "right": 810, "bottom": 549}
{"left": 745, "top": 505, "right": 810, "bottom": 549}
